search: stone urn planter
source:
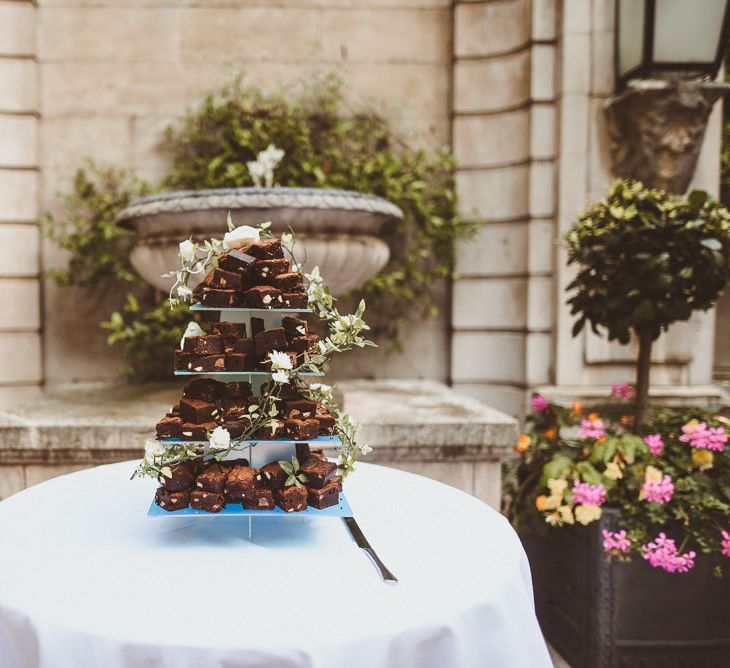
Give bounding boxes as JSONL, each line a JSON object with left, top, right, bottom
{"left": 116, "top": 187, "right": 403, "bottom": 296}
{"left": 520, "top": 509, "right": 730, "bottom": 668}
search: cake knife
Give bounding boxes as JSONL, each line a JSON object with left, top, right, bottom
{"left": 343, "top": 516, "right": 398, "bottom": 585}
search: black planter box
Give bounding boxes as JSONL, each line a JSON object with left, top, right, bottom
{"left": 520, "top": 509, "right": 730, "bottom": 668}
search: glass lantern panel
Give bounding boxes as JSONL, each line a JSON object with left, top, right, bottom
{"left": 618, "top": 0, "right": 646, "bottom": 77}
{"left": 654, "top": 0, "right": 726, "bottom": 64}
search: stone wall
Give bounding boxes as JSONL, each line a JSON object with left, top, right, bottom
{"left": 450, "top": 0, "right": 558, "bottom": 414}
{"left": 34, "top": 0, "right": 453, "bottom": 393}
{"left": 0, "top": 1, "right": 42, "bottom": 408}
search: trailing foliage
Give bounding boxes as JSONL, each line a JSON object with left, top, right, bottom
{"left": 506, "top": 390, "right": 730, "bottom": 576}
{"left": 164, "top": 73, "right": 473, "bottom": 343}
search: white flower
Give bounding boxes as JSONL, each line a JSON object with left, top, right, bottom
{"left": 272, "top": 370, "right": 289, "bottom": 384}
{"left": 574, "top": 504, "right": 602, "bottom": 526}
{"left": 309, "top": 383, "right": 332, "bottom": 393}
{"left": 247, "top": 144, "right": 285, "bottom": 187}
{"left": 144, "top": 440, "right": 166, "bottom": 465}
{"left": 223, "top": 225, "right": 260, "bottom": 251}
{"left": 209, "top": 426, "right": 230, "bottom": 451}
{"left": 180, "top": 321, "right": 206, "bottom": 350}
{"left": 360, "top": 444, "right": 373, "bottom": 455}
{"left": 177, "top": 284, "right": 193, "bottom": 300}
{"left": 179, "top": 239, "right": 197, "bottom": 263}
{"left": 547, "top": 478, "right": 568, "bottom": 497}
{"left": 268, "top": 350, "right": 293, "bottom": 370}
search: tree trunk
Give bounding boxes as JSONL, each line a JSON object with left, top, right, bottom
{"left": 634, "top": 332, "right": 653, "bottom": 433}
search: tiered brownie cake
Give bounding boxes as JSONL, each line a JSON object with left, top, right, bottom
{"left": 152, "top": 236, "right": 344, "bottom": 514}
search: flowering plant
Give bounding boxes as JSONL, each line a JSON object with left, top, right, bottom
{"left": 506, "top": 388, "right": 730, "bottom": 576}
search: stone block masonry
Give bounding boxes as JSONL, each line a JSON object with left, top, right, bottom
{"left": 0, "top": 0, "right": 42, "bottom": 407}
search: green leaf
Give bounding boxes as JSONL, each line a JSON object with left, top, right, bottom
{"left": 575, "top": 461, "right": 602, "bottom": 485}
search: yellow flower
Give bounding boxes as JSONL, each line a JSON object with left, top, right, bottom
{"left": 545, "top": 427, "right": 557, "bottom": 440}
{"left": 575, "top": 504, "right": 602, "bottom": 525}
{"left": 604, "top": 461, "right": 623, "bottom": 480}
{"left": 588, "top": 412, "right": 601, "bottom": 422}
{"left": 692, "top": 449, "right": 714, "bottom": 471}
{"left": 644, "top": 465, "right": 663, "bottom": 483}
{"left": 558, "top": 505, "right": 575, "bottom": 525}
{"left": 547, "top": 478, "right": 568, "bottom": 497}
{"left": 535, "top": 495, "right": 548, "bottom": 511}
{"left": 515, "top": 434, "right": 532, "bottom": 453}
{"left": 571, "top": 401, "right": 583, "bottom": 418}
{"left": 545, "top": 511, "right": 562, "bottom": 526}
{"left": 715, "top": 415, "right": 730, "bottom": 427}
{"left": 542, "top": 495, "right": 561, "bottom": 511}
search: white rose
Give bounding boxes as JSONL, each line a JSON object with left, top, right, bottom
{"left": 268, "top": 350, "right": 293, "bottom": 370}
{"left": 223, "top": 225, "right": 261, "bottom": 251}
{"left": 179, "top": 239, "right": 196, "bottom": 263}
{"left": 272, "top": 370, "right": 289, "bottom": 384}
{"left": 180, "top": 321, "right": 206, "bottom": 350}
{"left": 209, "top": 426, "right": 231, "bottom": 451}
{"left": 144, "top": 440, "right": 166, "bottom": 465}
{"left": 176, "top": 285, "right": 193, "bottom": 300}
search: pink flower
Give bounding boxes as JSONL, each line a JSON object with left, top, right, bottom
{"left": 572, "top": 480, "right": 606, "bottom": 506}
{"left": 721, "top": 531, "right": 730, "bottom": 559}
{"left": 643, "top": 434, "right": 664, "bottom": 456}
{"left": 679, "top": 421, "right": 727, "bottom": 452}
{"left": 579, "top": 418, "right": 605, "bottom": 440}
{"left": 641, "top": 533, "right": 696, "bottom": 573}
{"left": 641, "top": 473, "right": 674, "bottom": 504}
{"left": 611, "top": 382, "right": 635, "bottom": 400}
{"left": 531, "top": 394, "right": 549, "bottom": 413}
{"left": 602, "top": 529, "right": 631, "bottom": 555}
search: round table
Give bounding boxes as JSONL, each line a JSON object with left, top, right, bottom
{"left": 0, "top": 461, "right": 550, "bottom": 668}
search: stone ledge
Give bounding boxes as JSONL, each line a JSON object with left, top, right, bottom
{"left": 0, "top": 379, "right": 519, "bottom": 463}
{"left": 535, "top": 384, "right": 730, "bottom": 408}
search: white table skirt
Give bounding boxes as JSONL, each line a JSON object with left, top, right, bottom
{"left": 0, "top": 461, "right": 550, "bottom": 668}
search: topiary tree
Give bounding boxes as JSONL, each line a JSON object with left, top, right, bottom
{"left": 566, "top": 179, "right": 730, "bottom": 431}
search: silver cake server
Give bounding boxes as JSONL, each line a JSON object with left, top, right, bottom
{"left": 343, "top": 516, "right": 398, "bottom": 585}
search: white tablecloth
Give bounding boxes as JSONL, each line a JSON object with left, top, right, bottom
{"left": 0, "top": 461, "right": 550, "bottom": 668}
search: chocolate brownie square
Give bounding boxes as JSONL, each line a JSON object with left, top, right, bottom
{"left": 195, "top": 462, "right": 227, "bottom": 493}
{"left": 224, "top": 418, "right": 251, "bottom": 438}
{"left": 156, "top": 415, "right": 183, "bottom": 439}
{"left": 180, "top": 421, "right": 216, "bottom": 441}
{"left": 159, "top": 461, "right": 196, "bottom": 492}
{"left": 243, "top": 286, "right": 282, "bottom": 309}
{"left": 224, "top": 465, "right": 258, "bottom": 502}
{"left": 187, "top": 354, "right": 226, "bottom": 373}
{"left": 245, "top": 239, "right": 284, "bottom": 260}
{"left": 225, "top": 352, "right": 252, "bottom": 372}
{"left": 208, "top": 268, "right": 243, "bottom": 290}
{"left": 307, "top": 476, "right": 342, "bottom": 509}
{"left": 274, "top": 485, "right": 308, "bottom": 512}
{"left": 243, "top": 486, "right": 276, "bottom": 510}
{"left": 283, "top": 316, "right": 308, "bottom": 342}
{"left": 300, "top": 455, "right": 337, "bottom": 489}
{"left": 316, "top": 412, "right": 336, "bottom": 436}
{"left": 284, "top": 399, "right": 317, "bottom": 419}
{"left": 155, "top": 487, "right": 190, "bottom": 512}
{"left": 255, "top": 419, "right": 285, "bottom": 439}
{"left": 223, "top": 337, "right": 255, "bottom": 355}
{"left": 180, "top": 398, "right": 218, "bottom": 424}
{"left": 254, "top": 327, "right": 287, "bottom": 357}
{"left": 258, "top": 461, "right": 288, "bottom": 489}
{"left": 174, "top": 350, "right": 191, "bottom": 370}
{"left": 288, "top": 334, "right": 319, "bottom": 355}
{"left": 218, "top": 249, "right": 257, "bottom": 274}
{"left": 282, "top": 292, "right": 308, "bottom": 309}
{"left": 307, "top": 449, "right": 327, "bottom": 461}
{"left": 273, "top": 272, "right": 303, "bottom": 291}
{"left": 254, "top": 258, "right": 290, "bottom": 283}
{"left": 285, "top": 418, "right": 320, "bottom": 441}
{"left": 201, "top": 288, "right": 238, "bottom": 308}
{"left": 183, "top": 378, "right": 224, "bottom": 402}
{"left": 183, "top": 334, "right": 223, "bottom": 356}
{"left": 224, "top": 381, "right": 251, "bottom": 398}
{"left": 213, "top": 321, "right": 247, "bottom": 338}
{"left": 191, "top": 489, "right": 225, "bottom": 513}
{"left": 251, "top": 317, "right": 266, "bottom": 337}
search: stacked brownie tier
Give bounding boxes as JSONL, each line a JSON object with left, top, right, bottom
{"left": 174, "top": 317, "right": 319, "bottom": 374}
{"left": 154, "top": 451, "right": 342, "bottom": 513}
{"left": 155, "top": 377, "right": 337, "bottom": 442}
{"left": 191, "top": 239, "right": 308, "bottom": 310}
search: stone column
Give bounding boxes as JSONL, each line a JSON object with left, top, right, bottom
{"left": 0, "top": 0, "right": 42, "bottom": 408}
{"left": 450, "top": 0, "right": 557, "bottom": 416}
